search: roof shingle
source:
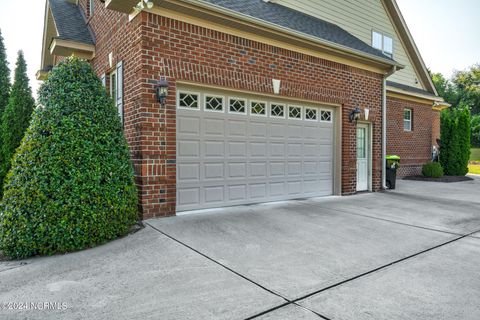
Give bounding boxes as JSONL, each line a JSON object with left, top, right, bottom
{"left": 201, "top": 0, "right": 394, "bottom": 61}
{"left": 49, "top": 0, "right": 94, "bottom": 45}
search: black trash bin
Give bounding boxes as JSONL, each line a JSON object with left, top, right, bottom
{"left": 386, "top": 155, "right": 400, "bottom": 189}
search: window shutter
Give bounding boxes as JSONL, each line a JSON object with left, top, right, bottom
{"left": 116, "top": 61, "right": 124, "bottom": 124}
{"left": 101, "top": 73, "right": 106, "bottom": 87}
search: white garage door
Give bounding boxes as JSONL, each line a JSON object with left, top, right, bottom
{"left": 176, "top": 88, "right": 335, "bottom": 212}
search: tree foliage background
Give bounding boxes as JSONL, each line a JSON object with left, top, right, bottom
{"left": 431, "top": 64, "right": 480, "bottom": 147}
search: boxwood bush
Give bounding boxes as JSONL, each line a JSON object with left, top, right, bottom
{"left": 422, "top": 162, "right": 444, "bottom": 178}
{"left": 0, "top": 57, "right": 138, "bottom": 259}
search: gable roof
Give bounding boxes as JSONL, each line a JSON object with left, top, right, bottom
{"left": 382, "top": 0, "right": 437, "bottom": 95}
{"left": 201, "top": 0, "right": 394, "bottom": 62}
{"left": 49, "top": 0, "right": 94, "bottom": 45}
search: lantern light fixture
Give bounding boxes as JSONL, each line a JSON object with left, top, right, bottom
{"left": 155, "top": 77, "right": 169, "bottom": 106}
{"left": 349, "top": 106, "right": 361, "bottom": 123}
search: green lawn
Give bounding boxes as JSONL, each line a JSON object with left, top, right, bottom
{"left": 469, "top": 164, "right": 480, "bottom": 175}
{"left": 471, "top": 148, "right": 480, "bottom": 161}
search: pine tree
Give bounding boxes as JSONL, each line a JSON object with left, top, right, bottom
{"left": 0, "top": 51, "right": 35, "bottom": 196}
{"left": 0, "top": 29, "right": 10, "bottom": 119}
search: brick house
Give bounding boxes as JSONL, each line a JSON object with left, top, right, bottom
{"left": 37, "top": 0, "right": 449, "bottom": 218}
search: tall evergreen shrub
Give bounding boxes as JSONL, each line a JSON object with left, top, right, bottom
{"left": 0, "top": 57, "right": 138, "bottom": 259}
{"left": 440, "top": 106, "right": 471, "bottom": 175}
{"left": 0, "top": 51, "right": 35, "bottom": 197}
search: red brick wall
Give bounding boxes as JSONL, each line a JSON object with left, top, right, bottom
{"left": 76, "top": 3, "right": 385, "bottom": 218}
{"left": 386, "top": 96, "right": 433, "bottom": 176}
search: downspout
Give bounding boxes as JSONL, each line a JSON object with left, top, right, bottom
{"left": 382, "top": 66, "right": 397, "bottom": 189}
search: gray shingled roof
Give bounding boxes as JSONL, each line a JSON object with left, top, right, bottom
{"left": 49, "top": 0, "right": 94, "bottom": 45}
{"left": 387, "top": 81, "right": 438, "bottom": 98}
{"left": 201, "top": 0, "right": 394, "bottom": 61}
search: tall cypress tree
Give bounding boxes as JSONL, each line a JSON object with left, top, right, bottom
{"left": 0, "top": 29, "right": 10, "bottom": 119}
{"left": 0, "top": 51, "right": 35, "bottom": 196}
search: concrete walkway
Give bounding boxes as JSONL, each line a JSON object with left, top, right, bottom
{"left": 1, "top": 176, "right": 479, "bottom": 319}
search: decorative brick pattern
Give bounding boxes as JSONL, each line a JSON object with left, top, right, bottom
{"left": 74, "top": 4, "right": 385, "bottom": 218}
{"left": 386, "top": 97, "right": 434, "bottom": 177}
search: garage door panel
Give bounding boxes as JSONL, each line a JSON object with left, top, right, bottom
{"left": 228, "top": 141, "right": 247, "bottom": 157}
{"left": 204, "top": 186, "right": 225, "bottom": 204}
{"left": 204, "top": 141, "right": 225, "bottom": 158}
{"left": 250, "top": 122, "right": 268, "bottom": 138}
{"left": 227, "top": 120, "right": 247, "bottom": 137}
{"left": 228, "top": 185, "right": 247, "bottom": 201}
{"left": 250, "top": 162, "right": 267, "bottom": 178}
{"left": 203, "top": 118, "right": 225, "bottom": 137}
{"left": 228, "top": 163, "right": 247, "bottom": 178}
{"left": 178, "top": 140, "right": 200, "bottom": 158}
{"left": 250, "top": 142, "right": 267, "bottom": 157}
{"left": 177, "top": 90, "right": 335, "bottom": 211}
{"left": 178, "top": 116, "right": 200, "bottom": 135}
{"left": 204, "top": 163, "right": 224, "bottom": 180}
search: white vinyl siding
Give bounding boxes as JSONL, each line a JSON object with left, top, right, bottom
{"left": 276, "top": 0, "right": 425, "bottom": 89}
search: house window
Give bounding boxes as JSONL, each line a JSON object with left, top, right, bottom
{"left": 108, "top": 61, "right": 124, "bottom": 123}
{"left": 205, "top": 95, "right": 224, "bottom": 112}
{"left": 404, "top": 109, "right": 412, "bottom": 131}
{"left": 229, "top": 98, "right": 246, "bottom": 114}
{"left": 109, "top": 71, "right": 117, "bottom": 101}
{"left": 305, "top": 108, "right": 318, "bottom": 121}
{"left": 372, "top": 31, "right": 393, "bottom": 58}
{"left": 89, "top": 0, "right": 94, "bottom": 17}
{"left": 320, "top": 110, "right": 332, "bottom": 122}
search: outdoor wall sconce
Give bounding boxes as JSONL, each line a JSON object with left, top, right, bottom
{"left": 155, "top": 77, "right": 169, "bottom": 106}
{"left": 349, "top": 106, "right": 361, "bottom": 123}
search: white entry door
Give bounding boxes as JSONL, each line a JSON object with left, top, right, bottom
{"left": 356, "top": 124, "right": 369, "bottom": 191}
{"left": 176, "top": 88, "right": 335, "bottom": 211}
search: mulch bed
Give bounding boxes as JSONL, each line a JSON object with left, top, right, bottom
{"left": 403, "top": 175, "right": 474, "bottom": 183}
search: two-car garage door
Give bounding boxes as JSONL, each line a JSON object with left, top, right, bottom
{"left": 176, "top": 88, "right": 335, "bottom": 212}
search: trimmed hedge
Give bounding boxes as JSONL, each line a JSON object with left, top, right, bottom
{"left": 422, "top": 162, "right": 444, "bottom": 178}
{"left": 0, "top": 57, "right": 138, "bottom": 259}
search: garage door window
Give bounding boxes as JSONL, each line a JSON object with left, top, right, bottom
{"left": 229, "top": 98, "right": 247, "bottom": 114}
{"left": 288, "top": 106, "right": 302, "bottom": 120}
{"left": 251, "top": 101, "right": 267, "bottom": 116}
{"left": 271, "top": 104, "right": 285, "bottom": 118}
{"left": 320, "top": 110, "right": 332, "bottom": 122}
{"left": 178, "top": 92, "right": 199, "bottom": 110}
{"left": 205, "top": 95, "right": 224, "bottom": 112}
{"left": 305, "top": 108, "right": 318, "bottom": 121}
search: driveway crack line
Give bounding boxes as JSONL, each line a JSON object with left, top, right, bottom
{"left": 146, "top": 222, "right": 332, "bottom": 320}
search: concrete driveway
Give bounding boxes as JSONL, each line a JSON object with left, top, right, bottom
{"left": 1, "top": 176, "right": 480, "bottom": 320}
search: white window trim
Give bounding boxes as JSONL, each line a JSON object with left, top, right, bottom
{"left": 228, "top": 97, "right": 247, "bottom": 115}
{"left": 372, "top": 30, "right": 394, "bottom": 58}
{"left": 177, "top": 91, "right": 201, "bottom": 110}
{"left": 305, "top": 107, "right": 318, "bottom": 122}
{"left": 288, "top": 105, "right": 303, "bottom": 120}
{"left": 204, "top": 94, "right": 225, "bottom": 113}
{"left": 250, "top": 100, "right": 268, "bottom": 117}
{"left": 270, "top": 103, "right": 286, "bottom": 119}
{"left": 89, "top": 0, "right": 94, "bottom": 17}
{"left": 404, "top": 109, "right": 412, "bottom": 131}
{"left": 320, "top": 109, "right": 333, "bottom": 123}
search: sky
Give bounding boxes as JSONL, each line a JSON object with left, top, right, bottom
{"left": 0, "top": 0, "right": 479, "bottom": 99}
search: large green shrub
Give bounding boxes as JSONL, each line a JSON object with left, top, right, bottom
{"left": 440, "top": 106, "right": 471, "bottom": 176}
{"left": 0, "top": 57, "right": 138, "bottom": 259}
{"left": 422, "top": 162, "right": 444, "bottom": 178}
{"left": 0, "top": 29, "right": 9, "bottom": 120}
{"left": 0, "top": 51, "right": 35, "bottom": 197}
